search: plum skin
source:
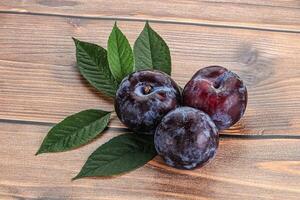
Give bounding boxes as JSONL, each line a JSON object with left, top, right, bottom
{"left": 154, "top": 107, "right": 219, "bottom": 169}
{"left": 183, "top": 66, "right": 247, "bottom": 130}
{"left": 115, "top": 70, "right": 181, "bottom": 134}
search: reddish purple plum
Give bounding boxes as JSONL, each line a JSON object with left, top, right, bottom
{"left": 154, "top": 107, "right": 219, "bottom": 169}
{"left": 115, "top": 70, "right": 181, "bottom": 134}
{"left": 183, "top": 66, "right": 247, "bottom": 130}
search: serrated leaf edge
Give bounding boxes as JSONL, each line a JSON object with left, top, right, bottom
{"left": 36, "top": 110, "right": 111, "bottom": 155}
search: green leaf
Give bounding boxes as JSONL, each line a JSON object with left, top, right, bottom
{"left": 107, "top": 23, "right": 134, "bottom": 83}
{"left": 36, "top": 109, "right": 111, "bottom": 155}
{"left": 73, "top": 38, "right": 118, "bottom": 97}
{"left": 134, "top": 22, "right": 171, "bottom": 75}
{"left": 73, "top": 133, "right": 157, "bottom": 179}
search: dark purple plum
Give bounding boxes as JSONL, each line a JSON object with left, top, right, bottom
{"left": 183, "top": 66, "right": 247, "bottom": 130}
{"left": 154, "top": 107, "right": 219, "bottom": 169}
{"left": 115, "top": 70, "right": 181, "bottom": 134}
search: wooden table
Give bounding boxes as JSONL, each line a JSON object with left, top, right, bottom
{"left": 1, "top": 1, "right": 300, "bottom": 199}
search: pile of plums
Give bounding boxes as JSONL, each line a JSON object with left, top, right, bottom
{"left": 115, "top": 66, "right": 247, "bottom": 169}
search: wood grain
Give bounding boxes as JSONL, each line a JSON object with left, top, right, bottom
{"left": 0, "top": 122, "right": 299, "bottom": 200}
{"left": 1, "top": 1, "right": 300, "bottom": 200}
{"left": 1, "top": 13, "right": 300, "bottom": 135}
{"left": 0, "top": 0, "right": 300, "bottom": 32}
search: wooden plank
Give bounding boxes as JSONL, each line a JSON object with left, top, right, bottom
{"left": 1, "top": 14, "right": 300, "bottom": 135}
{"left": 0, "top": 0, "right": 300, "bottom": 32}
{"left": 0, "top": 122, "right": 300, "bottom": 199}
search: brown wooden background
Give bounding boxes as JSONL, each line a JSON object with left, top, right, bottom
{"left": 0, "top": 1, "right": 300, "bottom": 199}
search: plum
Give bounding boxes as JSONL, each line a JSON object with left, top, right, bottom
{"left": 115, "top": 70, "right": 181, "bottom": 134}
{"left": 183, "top": 66, "right": 247, "bottom": 130}
{"left": 154, "top": 107, "right": 219, "bottom": 169}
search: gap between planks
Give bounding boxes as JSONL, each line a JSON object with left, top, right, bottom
{"left": 1, "top": 118, "right": 300, "bottom": 140}
{"left": 0, "top": 10, "right": 299, "bottom": 34}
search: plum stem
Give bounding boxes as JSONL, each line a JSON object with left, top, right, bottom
{"left": 143, "top": 85, "right": 152, "bottom": 94}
